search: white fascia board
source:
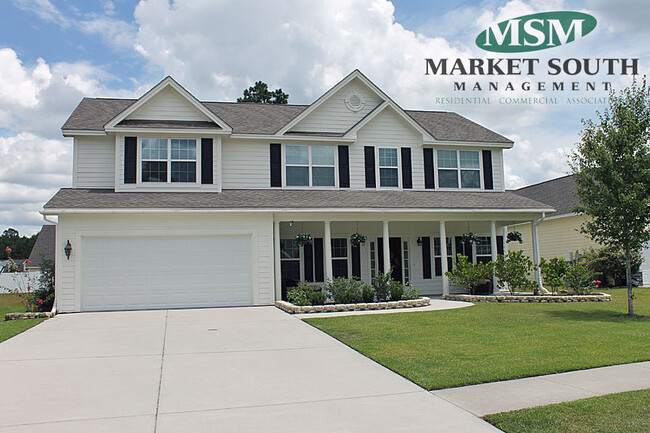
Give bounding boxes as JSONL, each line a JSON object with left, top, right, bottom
{"left": 423, "top": 140, "right": 514, "bottom": 149}
{"left": 104, "top": 127, "right": 229, "bottom": 135}
{"left": 229, "top": 134, "right": 355, "bottom": 142}
{"left": 103, "top": 77, "right": 232, "bottom": 132}
{"left": 62, "top": 130, "right": 107, "bottom": 137}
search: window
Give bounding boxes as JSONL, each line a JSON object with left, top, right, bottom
{"left": 475, "top": 237, "right": 492, "bottom": 264}
{"left": 378, "top": 147, "right": 399, "bottom": 187}
{"left": 437, "top": 149, "right": 481, "bottom": 189}
{"left": 403, "top": 240, "right": 410, "bottom": 284}
{"left": 434, "top": 237, "right": 454, "bottom": 277}
{"left": 141, "top": 138, "right": 197, "bottom": 183}
{"left": 331, "top": 238, "right": 348, "bottom": 278}
{"left": 280, "top": 239, "right": 301, "bottom": 285}
{"left": 370, "top": 241, "right": 376, "bottom": 279}
{"left": 285, "top": 145, "right": 335, "bottom": 187}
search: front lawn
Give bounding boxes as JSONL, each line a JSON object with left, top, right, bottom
{"left": 0, "top": 294, "right": 45, "bottom": 343}
{"left": 305, "top": 288, "right": 650, "bottom": 390}
{"left": 484, "top": 389, "right": 650, "bottom": 433}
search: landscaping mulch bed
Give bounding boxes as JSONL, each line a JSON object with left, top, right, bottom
{"left": 276, "top": 297, "right": 430, "bottom": 314}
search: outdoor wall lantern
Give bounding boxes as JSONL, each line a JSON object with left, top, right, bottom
{"left": 64, "top": 240, "right": 72, "bottom": 260}
{"left": 416, "top": 237, "right": 422, "bottom": 246}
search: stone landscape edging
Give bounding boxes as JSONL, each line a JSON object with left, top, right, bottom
{"left": 4, "top": 312, "right": 54, "bottom": 321}
{"left": 442, "top": 293, "right": 611, "bottom": 303}
{"left": 276, "top": 297, "right": 431, "bottom": 314}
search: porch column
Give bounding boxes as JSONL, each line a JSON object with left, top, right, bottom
{"left": 439, "top": 220, "right": 449, "bottom": 295}
{"left": 382, "top": 220, "right": 390, "bottom": 276}
{"left": 274, "top": 220, "right": 282, "bottom": 301}
{"left": 502, "top": 226, "right": 509, "bottom": 255}
{"left": 531, "top": 217, "right": 543, "bottom": 289}
{"left": 324, "top": 220, "right": 333, "bottom": 282}
{"left": 490, "top": 220, "right": 498, "bottom": 294}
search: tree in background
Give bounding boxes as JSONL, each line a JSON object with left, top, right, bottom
{"left": 0, "top": 228, "right": 37, "bottom": 260}
{"left": 570, "top": 77, "right": 650, "bottom": 316}
{"left": 237, "top": 81, "right": 288, "bottom": 104}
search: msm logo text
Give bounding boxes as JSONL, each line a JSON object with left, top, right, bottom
{"left": 476, "top": 11, "right": 597, "bottom": 53}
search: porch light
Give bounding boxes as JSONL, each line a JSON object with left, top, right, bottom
{"left": 416, "top": 237, "right": 422, "bottom": 246}
{"left": 64, "top": 240, "right": 72, "bottom": 260}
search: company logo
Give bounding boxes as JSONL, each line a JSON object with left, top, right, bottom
{"left": 476, "top": 11, "right": 597, "bottom": 53}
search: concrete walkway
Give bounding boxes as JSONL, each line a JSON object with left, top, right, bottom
{"left": 433, "top": 362, "right": 650, "bottom": 416}
{"left": 0, "top": 306, "right": 499, "bottom": 432}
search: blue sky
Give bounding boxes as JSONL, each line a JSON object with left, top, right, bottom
{"left": 0, "top": 0, "right": 648, "bottom": 235}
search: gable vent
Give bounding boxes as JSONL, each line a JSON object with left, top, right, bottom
{"left": 345, "top": 91, "right": 365, "bottom": 112}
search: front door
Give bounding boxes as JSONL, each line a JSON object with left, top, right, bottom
{"left": 389, "top": 237, "right": 402, "bottom": 283}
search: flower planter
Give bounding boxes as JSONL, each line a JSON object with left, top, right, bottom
{"left": 442, "top": 293, "right": 611, "bottom": 303}
{"left": 276, "top": 297, "right": 430, "bottom": 314}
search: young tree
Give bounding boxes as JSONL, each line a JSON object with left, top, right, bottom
{"left": 237, "top": 81, "right": 288, "bottom": 104}
{"left": 570, "top": 77, "right": 650, "bottom": 316}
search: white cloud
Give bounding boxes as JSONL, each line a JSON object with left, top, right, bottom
{"left": 13, "top": 0, "right": 70, "bottom": 27}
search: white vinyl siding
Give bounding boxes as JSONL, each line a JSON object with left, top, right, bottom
{"left": 74, "top": 136, "right": 115, "bottom": 188}
{"left": 126, "top": 86, "right": 208, "bottom": 121}
{"left": 491, "top": 148, "right": 505, "bottom": 191}
{"left": 291, "top": 79, "right": 382, "bottom": 133}
{"left": 352, "top": 109, "right": 423, "bottom": 189}
{"left": 55, "top": 213, "right": 274, "bottom": 312}
{"left": 221, "top": 139, "right": 269, "bottom": 189}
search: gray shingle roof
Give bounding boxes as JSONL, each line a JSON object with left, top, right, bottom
{"left": 61, "top": 97, "right": 513, "bottom": 143}
{"left": 28, "top": 225, "right": 55, "bottom": 267}
{"left": 116, "top": 119, "right": 220, "bottom": 129}
{"left": 513, "top": 175, "right": 578, "bottom": 216}
{"left": 44, "top": 188, "right": 552, "bottom": 211}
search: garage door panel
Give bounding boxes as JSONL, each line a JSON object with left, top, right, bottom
{"left": 81, "top": 236, "right": 253, "bottom": 311}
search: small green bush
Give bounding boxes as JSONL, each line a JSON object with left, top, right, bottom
{"left": 35, "top": 258, "right": 55, "bottom": 312}
{"left": 584, "top": 246, "right": 642, "bottom": 287}
{"left": 287, "top": 288, "right": 310, "bottom": 306}
{"left": 361, "top": 284, "right": 375, "bottom": 303}
{"left": 445, "top": 254, "right": 493, "bottom": 295}
{"left": 325, "top": 277, "right": 365, "bottom": 304}
{"left": 540, "top": 256, "right": 569, "bottom": 294}
{"left": 389, "top": 279, "right": 404, "bottom": 301}
{"left": 494, "top": 251, "right": 537, "bottom": 294}
{"left": 309, "top": 289, "right": 326, "bottom": 305}
{"left": 403, "top": 283, "right": 420, "bottom": 300}
{"left": 565, "top": 261, "right": 597, "bottom": 294}
{"left": 371, "top": 272, "right": 391, "bottom": 301}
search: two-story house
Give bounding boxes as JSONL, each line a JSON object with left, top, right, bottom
{"left": 43, "top": 70, "right": 553, "bottom": 312}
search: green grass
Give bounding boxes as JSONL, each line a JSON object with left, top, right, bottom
{"left": 0, "top": 294, "right": 45, "bottom": 343}
{"left": 305, "top": 288, "right": 650, "bottom": 390}
{"left": 484, "top": 389, "right": 650, "bottom": 433}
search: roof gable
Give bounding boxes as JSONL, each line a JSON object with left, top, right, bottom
{"left": 104, "top": 77, "right": 231, "bottom": 132}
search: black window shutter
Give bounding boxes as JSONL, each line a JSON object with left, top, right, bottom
{"left": 270, "top": 143, "right": 282, "bottom": 187}
{"left": 351, "top": 245, "right": 361, "bottom": 278}
{"left": 482, "top": 150, "right": 494, "bottom": 190}
{"left": 455, "top": 237, "right": 474, "bottom": 263}
{"left": 421, "top": 236, "right": 431, "bottom": 279}
{"left": 364, "top": 146, "right": 376, "bottom": 188}
{"left": 338, "top": 145, "right": 350, "bottom": 188}
{"left": 314, "top": 238, "right": 324, "bottom": 282}
{"left": 304, "top": 243, "right": 314, "bottom": 282}
{"left": 423, "top": 148, "right": 435, "bottom": 189}
{"left": 201, "top": 138, "right": 213, "bottom": 184}
{"left": 124, "top": 137, "right": 137, "bottom": 184}
{"left": 497, "top": 236, "right": 504, "bottom": 255}
{"left": 377, "top": 237, "right": 384, "bottom": 274}
{"left": 401, "top": 147, "right": 412, "bottom": 189}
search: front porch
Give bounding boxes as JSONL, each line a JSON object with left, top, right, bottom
{"left": 272, "top": 211, "right": 546, "bottom": 301}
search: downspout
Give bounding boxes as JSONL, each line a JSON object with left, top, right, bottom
{"left": 42, "top": 214, "right": 58, "bottom": 315}
{"left": 531, "top": 212, "right": 550, "bottom": 294}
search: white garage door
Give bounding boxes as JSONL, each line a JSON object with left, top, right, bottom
{"left": 81, "top": 235, "right": 252, "bottom": 311}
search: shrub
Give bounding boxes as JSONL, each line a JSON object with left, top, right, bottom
{"left": 564, "top": 261, "right": 597, "bottom": 294}
{"left": 539, "top": 257, "right": 569, "bottom": 294}
{"left": 371, "top": 272, "right": 392, "bottom": 301}
{"left": 445, "top": 255, "right": 492, "bottom": 295}
{"left": 494, "top": 251, "right": 537, "bottom": 294}
{"left": 403, "top": 283, "right": 420, "bottom": 300}
{"left": 325, "top": 277, "right": 366, "bottom": 304}
{"left": 308, "top": 289, "right": 326, "bottom": 305}
{"left": 389, "top": 279, "right": 404, "bottom": 301}
{"left": 361, "top": 284, "right": 375, "bottom": 303}
{"left": 287, "top": 287, "right": 310, "bottom": 306}
{"left": 583, "top": 246, "right": 642, "bottom": 287}
{"left": 34, "top": 258, "right": 55, "bottom": 312}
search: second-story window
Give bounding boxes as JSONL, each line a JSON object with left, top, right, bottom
{"left": 437, "top": 149, "right": 481, "bottom": 189}
{"left": 285, "top": 145, "right": 335, "bottom": 187}
{"left": 141, "top": 138, "right": 197, "bottom": 183}
{"left": 378, "top": 147, "right": 399, "bottom": 187}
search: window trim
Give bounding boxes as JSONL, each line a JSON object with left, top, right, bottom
{"left": 282, "top": 144, "right": 338, "bottom": 189}
{"left": 137, "top": 136, "right": 201, "bottom": 185}
{"left": 376, "top": 146, "right": 401, "bottom": 189}
{"left": 434, "top": 148, "right": 483, "bottom": 191}
{"left": 331, "top": 237, "right": 350, "bottom": 278}
{"left": 433, "top": 236, "right": 455, "bottom": 277}
{"left": 280, "top": 238, "right": 303, "bottom": 283}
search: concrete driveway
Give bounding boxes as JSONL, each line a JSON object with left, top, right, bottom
{"left": 0, "top": 307, "right": 499, "bottom": 432}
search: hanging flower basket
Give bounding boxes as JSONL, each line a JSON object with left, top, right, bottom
{"left": 293, "top": 233, "right": 313, "bottom": 247}
{"left": 349, "top": 232, "right": 367, "bottom": 247}
{"left": 506, "top": 231, "right": 523, "bottom": 244}
{"left": 461, "top": 232, "right": 480, "bottom": 244}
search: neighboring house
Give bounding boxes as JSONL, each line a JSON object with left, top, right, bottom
{"left": 27, "top": 225, "right": 56, "bottom": 270}
{"left": 42, "top": 70, "right": 553, "bottom": 313}
{"left": 512, "top": 174, "right": 650, "bottom": 286}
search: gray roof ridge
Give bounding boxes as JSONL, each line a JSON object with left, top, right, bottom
{"left": 515, "top": 173, "right": 574, "bottom": 191}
